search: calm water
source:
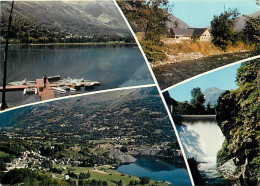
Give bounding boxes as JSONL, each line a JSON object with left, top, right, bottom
{"left": 0, "top": 44, "right": 153, "bottom": 106}
{"left": 117, "top": 156, "right": 191, "bottom": 185}
{"left": 175, "top": 116, "right": 228, "bottom": 184}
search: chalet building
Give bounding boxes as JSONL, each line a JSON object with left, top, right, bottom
{"left": 170, "top": 28, "right": 212, "bottom": 41}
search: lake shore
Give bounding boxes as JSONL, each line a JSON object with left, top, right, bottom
{"left": 0, "top": 42, "right": 136, "bottom": 46}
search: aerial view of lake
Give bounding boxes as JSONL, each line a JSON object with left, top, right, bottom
{"left": 117, "top": 156, "right": 191, "bottom": 185}
{"left": 0, "top": 44, "right": 153, "bottom": 106}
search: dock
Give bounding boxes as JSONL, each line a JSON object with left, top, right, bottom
{"left": 0, "top": 77, "right": 100, "bottom": 101}
{"left": 36, "top": 79, "right": 55, "bottom": 101}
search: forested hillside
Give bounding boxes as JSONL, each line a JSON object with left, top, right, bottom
{"left": 0, "top": 1, "right": 133, "bottom": 44}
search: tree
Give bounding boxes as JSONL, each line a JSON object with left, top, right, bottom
{"left": 206, "top": 102, "right": 215, "bottom": 114}
{"left": 118, "top": 179, "right": 123, "bottom": 186}
{"left": 118, "top": 0, "right": 171, "bottom": 42}
{"left": 190, "top": 87, "right": 205, "bottom": 114}
{"left": 79, "top": 172, "right": 90, "bottom": 179}
{"left": 243, "top": 15, "right": 260, "bottom": 43}
{"left": 139, "top": 176, "right": 150, "bottom": 184}
{"left": 0, "top": 158, "right": 6, "bottom": 171}
{"left": 210, "top": 9, "right": 240, "bottom": 50}
{"left": 41, "top": 160, "right": 53, "bottom": 169}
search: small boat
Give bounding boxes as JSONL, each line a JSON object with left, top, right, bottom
{"left": 52, "top": 87, "right": 67, "bottom": 93}
{"left": 84, "top": 82, "right": 95, "bottom": 87}
{"left": 62, "top": 86, "right": 71, "bottom": 91}
{"left": 23, "top": 87, "right": 37, "bottom": 95}
{"left": 48, "top": 75, "right": 61, "bottom": 81}
{"left": 70, "top": 87, "right": 76, "bottom": 92}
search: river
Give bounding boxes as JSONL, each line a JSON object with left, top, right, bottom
{"left": 153, "top": 52, "right": 250, "bottom": 89}
{"left": 117, "top": 156, "right": 191, "bottom": 185}
{"left": 0, "top": 44, "right": 153, "bottom": 106}
{"left": 175, "top": 115, "right": 230, "bottom": 184}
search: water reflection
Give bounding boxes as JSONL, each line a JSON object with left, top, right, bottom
{"left": 0, "top": 45, "right": 153, "bottom": 106}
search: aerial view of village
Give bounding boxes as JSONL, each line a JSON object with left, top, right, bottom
{"left": 0, "top": 0, "right": 154, "bottom": 109}
{"left": 0, "top": 87, "right": 192, "bottom": 185}
{"left": 118, "top": 0, "right": 259, "bottom": 89}
{"left": 163, "top": 58, "right": 259, "bottom": 185}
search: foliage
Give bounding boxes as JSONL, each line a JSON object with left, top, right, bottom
{"left": 1, "top": 168, "right": 68, "bottom": 185}
{"left": 211, "top": 9, "right": 240, "bottom": 50}
{"left": 79, "top": 152, "right": 118, "bottom": 167}
{"left": 79, "top": 172, "right": 91, "bottom": 180}
{"left": 41, "top": 160, "right": 53, "bottom": 169}
{"left": 164, "top": 88, "right": 213, "bottom": 115}
{"left": 50, "top": 167, "right": 63, "bottom": 174}
{"left": 216, "top": 59, "right": 260, "bottom": 185}
{"left": 216, "top": 140, "right": 232, "bottom": 166}
{"left": 190, "top": 87, "right": 206, "bottom": 114}
{"left": 118, "top": 0, "right": 171, "bottom": 62}
{"left": 243, "top": 15, "right": 260, "bottom": 43}
{"left": 141, "top": 40, "right": 167, "bottom": 62}
{"left": 0, "top": 158, "right": 6, "bottom": 171}
{"left": 0, "top": 15, "right": 134, "bottom": 44}
{"left": 139, "top": 176, "right": 150, "bottom": 184}
{"left": 118, "top": 0, "right": 170, "bottom": 42}
{"left": 67, "top": 170, "right": 78, "bottom": 179}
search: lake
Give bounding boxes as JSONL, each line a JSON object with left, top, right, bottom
{"left": 0, "top": 44, "right": 153, "bottom": 106}
{"left": 175, "top": 116, "right": 229, "bottom": 184}
{"left": 117, "top": 156, "right": 191, "bottom": 185}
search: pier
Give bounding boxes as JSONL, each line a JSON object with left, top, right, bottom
{"left": 0, "top": 77, "right": 100, "bottom": 101}
{"left": 36, "top": 79, "right": 55, "bottom": 101}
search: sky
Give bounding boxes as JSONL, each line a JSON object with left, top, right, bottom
{"left": 169, "top": 0, "right": 259, "bottom": 27}
{"left": 168, "top": 62, "right": 242, "bottom": 102}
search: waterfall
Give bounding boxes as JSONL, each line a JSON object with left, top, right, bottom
{"left": 176, "top": 118, "right": 225, "bottom": 170}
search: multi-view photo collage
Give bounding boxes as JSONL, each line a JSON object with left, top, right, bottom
{"left": 0, "top": 0, "right": 259, "bottom": 185}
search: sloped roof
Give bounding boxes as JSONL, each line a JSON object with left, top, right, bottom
{"left": 189, "top": 28, "right": 208, "bottom": 38}
{"left": 170, "top": 28, "right": 209, "bottom": 37}
{"left": 170, "top": 28, "right": 193, "bottom": 37}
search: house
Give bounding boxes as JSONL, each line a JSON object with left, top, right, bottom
{"left": 170, "top": 28, "right": 193, "bottom": 40}
{"left": 170, "top": 28, "right": 212, "bottom": 41}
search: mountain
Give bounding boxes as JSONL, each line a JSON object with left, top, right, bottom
{"left": 0, "top": 1, "right": 130, "bottom": 37}
{"left": 166, "top": 14, "right": 190, "bottom": 29}
{"left": 203, "top": 87, "right": 225, "bottom": 106}
{"left": 234, "top": 10, "right": 260, "bottom": 31}
{"left": 0, "top": 87, "right": 174, "bottom": 145}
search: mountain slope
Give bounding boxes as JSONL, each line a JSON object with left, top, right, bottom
{"left": 166, "top": 14, "right": 190, "bottom": 29}
{"left": 203, "top": 87, "right": 225, "bottom": 106}
{"left": 0, "top": 87, "right": 174, "bottom": 145}
{"left": 234, "top": 10, "right": 260, "bottom": 31}
{"left": 0, "top": 1, "right": 130, "bottom": 37}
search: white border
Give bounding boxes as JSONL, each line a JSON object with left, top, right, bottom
{"left": 114, "top": 1, "right": 195, "bottom": 185}
{"left": 163, "top": 55, "right": 260, "bottom": 92}
{"left": 0, "top": 84, "right": 156, "bottom": 114}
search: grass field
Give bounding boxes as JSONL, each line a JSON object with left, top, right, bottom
{"left": 50, "top": 164, "right": 169, "bottom": 186}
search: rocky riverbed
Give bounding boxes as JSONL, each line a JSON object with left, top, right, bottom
{"left": 153, "top": 51, "right": 251, "bottom": 89}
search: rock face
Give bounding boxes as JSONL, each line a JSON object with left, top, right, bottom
{"left": 217, "top": 158, "right": 237, "bottom": 180}
{"left": 216, "top": 60, "right": 260, "bottom": 185}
